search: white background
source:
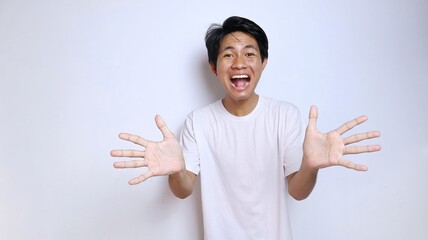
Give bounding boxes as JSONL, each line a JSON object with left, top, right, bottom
{"left": 1, "top": 0, "right": 427, "bottom": 239}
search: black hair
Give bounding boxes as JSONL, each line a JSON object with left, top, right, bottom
{"left": 205, "top": 16, "right": 269, "bottom": 69}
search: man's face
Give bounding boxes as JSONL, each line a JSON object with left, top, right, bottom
{"left": 211, "top": 31, "right": 267, "bottom": 104}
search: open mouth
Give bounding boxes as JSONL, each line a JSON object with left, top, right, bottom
{"left": 230, "top": 75, "right": 250, "bottom": 89}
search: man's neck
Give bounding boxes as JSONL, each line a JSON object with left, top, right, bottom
{"left": 222, "top": 94, "right": 259, "bottom": 117}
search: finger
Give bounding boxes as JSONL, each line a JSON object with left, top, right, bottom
{"left": 337, "top": 158, "right": 368, "bottom": 171}
{"left": 155, "top": 115, "right": 175, "bottom": 139}
{"left": 343, "top": 131, "right": 381, "bottom": 145}
{"left": 343, "top": 144, "right": 382, "bottom": 154}
{"left": 110, "top": 149, "right": 145, "bottom": 158}
{"left": 113, "top": 160, "right": 147, "bottom": 169}
{"left": 335, "top": 115, "right": 368, "bottom": 135}
{"left": 129, "top": 171, "right": 154, "bottom": 185}
{"left": 118, "top": 133, "right": 149, "bottom": 147}
{"left": 307, "top": 105, "right": 318, "bottom": 131}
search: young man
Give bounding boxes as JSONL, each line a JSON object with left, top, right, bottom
{"left": 111, "top": 16, "right": 381, "bottom": 239}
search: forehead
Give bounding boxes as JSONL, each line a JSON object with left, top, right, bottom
{"left": 219, "top": 31, "right": 259, "bottom": 50}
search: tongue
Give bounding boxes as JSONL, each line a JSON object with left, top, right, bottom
{"left": 233, "top": 79, "right": 247, "bottom": 88}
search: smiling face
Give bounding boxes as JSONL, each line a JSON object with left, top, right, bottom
{"left": 210, "top": 31, "right": 268, "bottom": 115}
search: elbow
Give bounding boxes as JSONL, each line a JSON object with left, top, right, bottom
{"left": 288, "top": 185, "right": 312, "bottom": 201}
{"left": 168, "top": 172, "right": 195, "bottom": 199}
{"left": 289, "top": 191, "right": 309, "bottom": 201}
{"left": 172, "top": 189, "right": 193, "bottom": 199}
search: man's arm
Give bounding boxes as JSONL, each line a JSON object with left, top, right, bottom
{"left": 287, "top": 163, "right": 318, "bottom": 201}
{"left": 287, "top": 106, "right": 381, "bottom": 200}
{"left": 111, "top": 115, "right": 196, "bottom": 198}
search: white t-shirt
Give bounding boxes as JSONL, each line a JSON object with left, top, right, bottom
{"left": 180, "top": 96, "right": 304, "bottom": 240}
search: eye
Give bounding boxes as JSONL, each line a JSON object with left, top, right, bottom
{"left": 223, "top": 53, "right": 233, "bottom": 58}
{"left": 245, "top": 52, "right": 256, "bottom": 57}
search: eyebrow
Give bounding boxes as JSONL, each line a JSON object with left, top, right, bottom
{"left": 220, "top": 44, "right": 259, "bottom": 53}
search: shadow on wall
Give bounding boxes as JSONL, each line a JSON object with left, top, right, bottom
{"left": 171, "top": 54, "right": 223, "bottom": 137}
{"left": 198, "top": 55, "right": 224, "bottom": 104}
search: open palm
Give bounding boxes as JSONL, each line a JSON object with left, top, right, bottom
{"left": 303, "top": 106, "right": 381, "bottom": 171}
{"left": 111, "top": 115, "right": 184, "bottom": 185}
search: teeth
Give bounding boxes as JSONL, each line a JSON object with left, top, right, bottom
{"left": 231, "top": 75, "right": 249, "bottom": 79}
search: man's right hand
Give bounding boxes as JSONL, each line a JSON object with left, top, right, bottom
{"left": 111, "top": 115, "right": 185, "bottom": 185}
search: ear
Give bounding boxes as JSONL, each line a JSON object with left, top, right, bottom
{"left": 209, "top": 62, "right": 217, "bottom": 75}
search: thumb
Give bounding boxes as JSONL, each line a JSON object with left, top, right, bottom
{"left": 155, "top": 115, "right": 174, "bottom": 139}
{"left": 307, "top": 105, "right": 318, "bottom": 131}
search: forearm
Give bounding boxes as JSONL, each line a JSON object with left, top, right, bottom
{"left": 287, "top": 159, "right": 318, "bottom": 201}
{"left": 168, "top": 168, "right": 196, "bottom": 199}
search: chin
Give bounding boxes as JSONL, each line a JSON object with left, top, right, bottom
{"left": 228, "top": 91, "right": 257, "bottom": 102}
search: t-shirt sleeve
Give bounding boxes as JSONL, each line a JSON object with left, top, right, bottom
{"left": 282, "top": 105, "right": 305, "bottom": 177}
{"left": 179, "top": 112, "right": 201, "bottom": 175}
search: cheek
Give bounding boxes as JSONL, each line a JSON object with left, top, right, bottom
{"left": 251, "top": 63, "right": 265, "bottom": 74}
{"left": 216, "top": 66, "right": 230, "bottom": 78}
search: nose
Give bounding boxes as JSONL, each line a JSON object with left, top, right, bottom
{"left": 232, "top": 55, "right": 247, "bottom": 69}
